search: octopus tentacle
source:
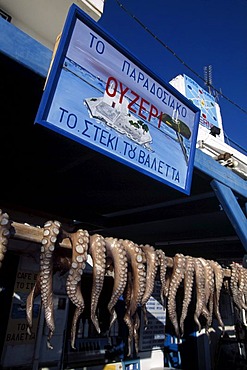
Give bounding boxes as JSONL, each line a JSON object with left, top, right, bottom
{"left": 140, "top": 244, "right": 158, "bottom": 329}
{"left": 26, "top": 274, "right": 41, "bottom": 335}
{"left": 167, "top": 253, "right": 186, "bottom": 338}
{"left": 123, "top": 270, "right": 134, "bottom": 357}
{"left": 238, "top": 264, "right": 246, "bottom": 296}
{"left": 122, "top": 240, "right": 146, "bottom": 317}
{"left": 180, "top": 256, "right": 195, "bottom": 337}
{"left": 156, "top": 249, "right": 169, "bottom": 307}
{"left": 230, "top": 262, "right": 247, "bottom": 310}
{"left": 66, "top": 229, "right": 89, "bottom": 349}
{"left": 0, "top": 209, "right": 10, "bottom": 269}
{"left": 133, "top": 312, "right": 141, "bottom": 354}
{"left": 198, "top": 258, "right": 215, "bottom": 332}
{"left": 230, "top": 262, "right": 241, "bottom": 309}
{"left": 26, "top": 249, "right": 72, "bottom": 336}
{"left": 26, "top": 249, "right": 72, "bottom": 335}
{"left": 89, "top": 234, "right": 106, "bottom": 334}
{"left": 121, "top": 239, "right": 146, "bottom": 356}
{"left": 104, "top": 237, "right": 128, "bottom": 329}
{"left": 242, "top": 267, "right": 247, "bottom": 306}
{"left": 194, "top": 258, "right": 210, "bottom": 332}
{"left": 40, "top": 220, "right": 61, "bottom": 349}
{"left": 209, "top": 260, "right": 225, "bottom": 332}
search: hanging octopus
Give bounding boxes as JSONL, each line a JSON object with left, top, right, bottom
{"left": 26, "top": 249, "right": 72, "bottom": 336}
{"left": 66, "top": 229, "right": 89, "bottom": 349}
{"left": 180, "top": 255, "right": 195, "bottom": 337}
{"left": 40, "top": 220, "right": 62, "bottom": 349}
{"left": 121, "top": 239, "right": 146, "bottom": 356}
{"left": 104, "top": 237, "right": 128, "bottom": 329}
{"left": 198, "top": 257, "right": 215, "bottom": 334}
{"left": 209, "top": 260, "right": 225, "bottom": 332}
{"left": 241, "top": 265, "right": 247, "bottom": 307}
{"left": 167, "top": 253, "right": 186, "bottom": 338}
{"left": 0, "top": 206, "right": 245, "bottom": 358}
{"left": 140, "top": 244, "right": 159, "bottom": 329}
{"left": 156, "top": 249, "right": 169, "bottom": 308}
{"left": 0, "top": 209, "right": 10, "bottom": 269}
{"left": 22, "top": 226, "right": 242, "bottom": 356}
{"left": 89, "top": 233, "right": 106, "bottom": 334}
{"left": 2, "top": 207, "right": 247, "bottom": 359}
{"left": 193, "top": 258, "right": 210, "bottom": 333}
{"left": 230, "top": 262, "right": 247, "bottom": 311}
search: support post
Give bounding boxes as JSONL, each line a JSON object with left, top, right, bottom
{"left": 211, "top": 179, "right": 247, "bottom": 251}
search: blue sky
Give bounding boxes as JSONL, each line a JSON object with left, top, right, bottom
{"left": 98, "top": 0, "right": 247, "bottom": 154}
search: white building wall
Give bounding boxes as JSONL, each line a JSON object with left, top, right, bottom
{"left": 0, "top": 0, "right": 105, "bottom": 49}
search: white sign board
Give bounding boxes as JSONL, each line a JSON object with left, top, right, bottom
{"left": 35, "top": 4, "right": 200, "bottom": 194}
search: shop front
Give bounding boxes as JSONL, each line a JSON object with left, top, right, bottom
{"left": 0, "top": 2, "right": 247, "bottom": 370}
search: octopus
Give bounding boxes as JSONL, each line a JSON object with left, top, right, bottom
{"left": 66, "top": 229, "right": 89, "bottom": 349}
{"left": 26, "top": 249, "right": 72, "bottom": 336}
{"left": 167, "top": 253, "right": 186, "bottom": 338}
{"left": 237, "top": 263, "right": 247, "bottom": 309}
{"left": 230, "top": 262, "right": 247, "bottom": 311}
{"left": 209, "top": 260, "right": 225, "bottom": 332}
{"left": 26, "top": 275, "right": 41, "bottom": 336}
{"left": 2, "top": 207, "right": 247, "bottom": 359}
{"left": 242, "top": 266, "right": 247, "bottom": 307}
{"left": 121, "top": 239, "right": 146, "bottom": 356}
{"left": 156, "top": 249, "right": 169, "bottom": 308}
{"left": 180, "top": 255, "right": 195, "bottom": 337}
{"left": 0, "top": 209, "right": 10, "bottom": 269}
{"left": 88, "top": 233, "right": 106, "bottom": 334}
{"left": 198, "top": 258, "right": 215, "bottom": 333}
{"left": 123, "top": 269, "right": 135, "bottom": 355}
{"left": 40, "top": 220, "right": 62, "bottom": 349}
{"left": 140, "top": 244, "right": 158, "bottom": 329}
{"left": 104, "top": 237, "right": 128, "bottom": 329}
{"left": 193, "top": 258, "right": 210, "bottom": 333}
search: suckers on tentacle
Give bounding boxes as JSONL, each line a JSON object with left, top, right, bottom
{"left": 40, "top": 220, "right": 61, "bottom": 349}
{"left": 156, "top": 249, "right": 169, "bottom": 307}
{"left": 180, "top": 256, "right": 195, "bottom": 337}
{"left": 198, "top": 258, "right": 215, "bottom": 334}
{"left": 89, "top": 234, "right": 106, "bottom": 334}
{"left": 167, "top": 253, "right": 186, "bottom": 338}
{"left": 209, "top": 260, "right": 225, "bottom": 332}
{"left": 0, "top": 210, "right": 10, "bottom": 269}
{"left": 121, "top": 239, "right": 146, "bottom": 356}
{"left": 194, "top": 258, "right": 210, "bottom": 333}
{"left": 66, "top": 229, "right": 89, "bottom": 349}
{"left": 140, "top": 244, "right": 158, "bottom": 328}
{"left": 104, "top": 237, "right": 128, "bottom": 329}
{"left": 26, "top": 251, "right": 72, "bottom": 336}
{"left": 230, "top": 262, "right": 247, "bottom": 311}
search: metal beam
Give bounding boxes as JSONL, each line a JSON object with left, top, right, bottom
{"left": 211, "top": 179, "right": 247, "bottom": 250}
{"left": 103, "top": 192, "right": 215, "bottom": 217}
{"left": 195, "top": 149, "right": 247, "bottom": 198}
{"left": 0, "top": 17, "right": 52, "bottom": 77}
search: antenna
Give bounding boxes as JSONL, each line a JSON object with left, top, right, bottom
{"left": 203, "top": 65, "right": 221, "bottom": 102}
{"left": 204, "top": 65, "right": 213, "bottom": 94}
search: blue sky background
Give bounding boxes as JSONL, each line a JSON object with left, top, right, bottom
{"left": 98, "top": 0, "right": 247, "bottom": 154}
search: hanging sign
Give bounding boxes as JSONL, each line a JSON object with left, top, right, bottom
{"left": 35, "top": 4, "right": 200, "bottom": 194}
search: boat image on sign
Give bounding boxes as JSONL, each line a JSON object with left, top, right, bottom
{"left": 160, "top": 113, "right": 191, "bottom": 140}
{"left": 84, "top": 91, "right": 153, "bottom": 149}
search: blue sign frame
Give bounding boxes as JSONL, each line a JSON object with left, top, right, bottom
{"left": 35, "top": 4, "right": 200, "bottom": 194}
